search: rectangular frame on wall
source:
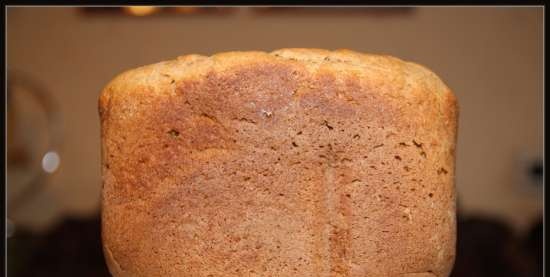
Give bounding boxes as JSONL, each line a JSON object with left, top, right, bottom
{"left": 79, "top": 7, "right": 415, "bottom": 17}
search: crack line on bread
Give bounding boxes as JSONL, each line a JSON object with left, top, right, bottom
{"left": 325, "top": 152, "right": 336, "bottom": 276}
{"left": 323, "top": 145, "right": 351, "bottom": 277}
{"left": 312, "top": 155, "right": 330, "bottom": 276}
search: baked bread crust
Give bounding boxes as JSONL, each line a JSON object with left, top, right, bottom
{"left": 99, "top": 48, "right": 458, "bottom": 277}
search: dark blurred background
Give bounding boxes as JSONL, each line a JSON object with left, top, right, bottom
{"left": 6, "top": 6, "right": 543, "bottom": 277}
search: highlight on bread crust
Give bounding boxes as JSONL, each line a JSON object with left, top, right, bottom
{"left": 99, "top": 48, "right": 458, "bottom": 277}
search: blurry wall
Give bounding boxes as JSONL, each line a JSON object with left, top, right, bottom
{"left": 7, "top": 7, "right": 543, "bottom": 233}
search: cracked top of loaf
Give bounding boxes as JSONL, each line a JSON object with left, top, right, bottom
{"left": 100, "top": 48, "right": 453, "bottom": 114}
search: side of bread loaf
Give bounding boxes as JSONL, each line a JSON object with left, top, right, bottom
{"left": 99, "top": 48, "right": 458, "bottom": 277}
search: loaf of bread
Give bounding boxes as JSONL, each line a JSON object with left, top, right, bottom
{"left": 99, "top": 48, "right": 458, "bottom": 277}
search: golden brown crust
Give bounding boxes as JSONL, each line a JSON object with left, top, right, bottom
{"left": 99, "top": 48, "right": 457, "bottom": 277}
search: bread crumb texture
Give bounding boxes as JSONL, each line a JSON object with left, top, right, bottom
{"left": 99, "top": 48, "right": 458, "bottom": 277}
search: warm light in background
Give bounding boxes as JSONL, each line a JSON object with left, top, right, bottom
{"left": 123, "top": 6, "right": 159, "bottom": 16}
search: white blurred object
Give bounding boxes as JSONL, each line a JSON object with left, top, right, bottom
{"left": 42, "top": 151, "right": 60, "bottom": 173}
{"left": 7, "top": 70, "right": 64, "bottom": 232}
